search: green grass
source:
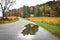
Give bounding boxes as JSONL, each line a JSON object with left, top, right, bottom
{"left": 0, "top": 17, "right": 19, "bottom": 24}
{"left": 34, "top": 21, "right": 60, "bottom": 38}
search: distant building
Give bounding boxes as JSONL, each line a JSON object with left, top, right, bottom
{"left": 30, "top": 14, "right": 34, "bottom": 17}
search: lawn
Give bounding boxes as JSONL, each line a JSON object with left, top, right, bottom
{"left": 27, "top": 17, "right": 60, "bottom": 38}
{"left": 0, "top": 16, "right": 19, "bottom": 24}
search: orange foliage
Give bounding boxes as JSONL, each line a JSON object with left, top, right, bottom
{"left": 7, "top": 16, "right": 16, "bottom": 20}
{"left": 28, "top": 17, "right": 60, "bottom": 26}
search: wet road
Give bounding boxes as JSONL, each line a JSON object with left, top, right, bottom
{"left": 0, "top": 17, "right": 60, "bottom": 40}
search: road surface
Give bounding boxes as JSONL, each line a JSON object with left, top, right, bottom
{"left": 0, "top": 17, "right": 60, "bottom": 40}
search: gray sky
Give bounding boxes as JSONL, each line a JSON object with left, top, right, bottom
{"left": 10, "top": 0, "right": 52, "bottom": 9}
{"left": 0, "top": 0, "right": 53, "bottom": 16}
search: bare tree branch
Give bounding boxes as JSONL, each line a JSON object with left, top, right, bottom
{"left": 0, "top": 3, "right": 3, "bottom": 12}
{"left": 0, "top": 0, "right": 16, "bottom": 18}
{"left": 6, "top": 0, "right": 16, "bottom": 11}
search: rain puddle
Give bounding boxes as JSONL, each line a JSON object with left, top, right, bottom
{"left": 17, "top": 23, "right": 57, "bottom": 40}
{"left": 21, "top": 23, "right": 39, "bottom": 36}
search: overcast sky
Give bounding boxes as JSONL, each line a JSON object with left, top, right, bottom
{"left": 0, "top": 0, "right": 53, "bottom": 16}
{"left": 10, "top": 0, "right": 52, "bottom": 9}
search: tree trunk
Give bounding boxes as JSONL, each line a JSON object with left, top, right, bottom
{"left": 2, "top": 11, "right": 5, "bottom": 20}
{"left": 2, "top": 11, "right": 8, "bottom": 20}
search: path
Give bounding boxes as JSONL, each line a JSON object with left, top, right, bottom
{"left": 0, "top": 17, "right": 60, "bottom": 40}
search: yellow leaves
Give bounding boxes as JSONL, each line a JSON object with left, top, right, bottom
{"left": 7, "top": 16, "right": 16, "bottom": 20}
{"left": 28, "top": 17, "right": 60, "bottom": 26}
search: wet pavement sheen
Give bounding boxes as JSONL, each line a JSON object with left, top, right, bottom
{"left": 0, "top": 17, "right": 59, "bottom": 40}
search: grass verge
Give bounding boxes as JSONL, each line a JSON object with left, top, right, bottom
{"left": 35, "top": 22, "right": 60, "bottom": 38}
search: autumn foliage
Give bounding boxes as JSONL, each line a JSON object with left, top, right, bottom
{"left": 5, "top": 1, "right": 60, "bottom": 17}
{"left": 28, "top": 17, "right": 60, "bottom": 26}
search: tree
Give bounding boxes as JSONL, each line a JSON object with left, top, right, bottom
{"left": 37, "top": 9, "right": 42, "bottom": 17}
{"left": 53, "top": 0, "right": 55, "bottom": 1}
{"left": 26, "top": 6, "right": 30, "bottom": 17}
{"left": 0, "top": 0, "right": 16, "bottom": 19}
{"left": 30, "top": 7, "right": 35, "bottom": 17}
{"left": 22, "top": 5, "right": 27, "bottom": 18}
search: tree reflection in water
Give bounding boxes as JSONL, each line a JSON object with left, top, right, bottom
{"left": 22, "top": 23, "right": 39, "bottom": 36}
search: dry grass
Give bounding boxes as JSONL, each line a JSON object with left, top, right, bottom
{"left": 0, "top": 16, "right": 16, "bottom": 20}
{"left": 28, "top": 17, "right": 60, "bottom": 26}
{"left": 7, "top": 16, "right": 16, "bottom": 20}
{"left": 0, "top": 16, "right": 18, "bottom": 24}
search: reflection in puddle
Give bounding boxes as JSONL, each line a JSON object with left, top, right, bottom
{"left": 21, "top": 23, "right": 39, "bottom": 36}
